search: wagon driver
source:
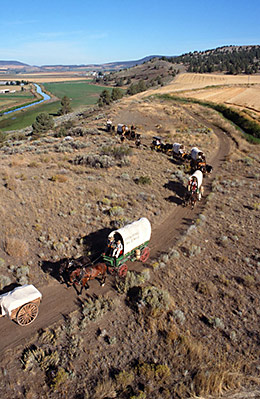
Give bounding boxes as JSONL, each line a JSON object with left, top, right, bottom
{"left": 105, "top": 236, "right": 115, "bottom": 256}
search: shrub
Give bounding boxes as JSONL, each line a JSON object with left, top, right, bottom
{"left": 101, "top": 145, "right": 132, "bottom": 159}
{"left": 116, "top": 370, "right": 135, "bottom": 390}
{"left": 92, "top": 379, "right": 117, "bottom": 399}
{"left": 134, "top": 176, "right": 151, "bottom": 185}
{"left": 50, "top": 367, "right": 68, "bottom": 390}
{"left": 0, "top": 275, "right": 12, "bottom": 290}
{"left": 49, "top": 174, "right": 68, "bottom": 183}
{"left": 73, "top": 153, "right": 115, "bottom": 168}
{"left": 108, "top": 206, "right": 124, "bottom": 217}
{"left": 137, "top": 286, "right": 172, "bottom": 311}
{"left": 0, "top": 130, "right": 6, "bottom": 146}
{"left": 137, "top": 362, "right": 171, "bottom": 384}
{"left": 115, "top": 270, "right": 150, "bottom": 294}
{"left": 80, "top": 296, "right": 114, "bottom": 327}
{"left": 54, "top": 127, "right": 67, "bottom": 137}
{"left": 14, "top": 265, "right": 30, "bottom": 284}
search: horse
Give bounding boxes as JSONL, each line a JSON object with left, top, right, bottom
{"left": 197, "top": 162, "right": 213, "bottom": 177}
{"left": 68, "top": 262, "right": 107, "bottom": 295}
{"left": 58, "top": 255, "right": 91, "bottom": 285}
{"left": 183, "top": 189, "right": 199, "bottom": 210}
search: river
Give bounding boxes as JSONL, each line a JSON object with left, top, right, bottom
{"left": 2, "top": 84, "right": 51, "bottom": 115}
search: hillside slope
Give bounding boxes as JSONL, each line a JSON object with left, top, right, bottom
{"left": 0, "top": 84, "right": 259, "bottom": 398}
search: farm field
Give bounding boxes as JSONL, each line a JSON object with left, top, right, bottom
{"left": 43, "top": 80, "right": 114, "bottom": 109}
{"left": 0, "top": 86, "right": 35, "bottom": 112}
{"left": 0, "top": 100, "right": 60, "bottom": 131}
{"left": 0, "top": 80, "right": 113, "bottom": 131}
{"left": 144, "top": 73, "right": 260, "bottom": 115}
{"left": 0, "top": 71, "right": 91, "bottom": 83}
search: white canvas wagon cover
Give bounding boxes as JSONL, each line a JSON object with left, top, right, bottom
{"left": 190, "top": 147, "right": 204, "bottom": 160}
{"left": 109, "top": 217, "right": 151, "bottom": 255}
{"left": 189, "top": 170, "right": 203, "bottom": 188}
{"left": 173, "top": 143, "right": 182, "bottom": 154}
{"left": 0, "top": 285, "right": 42, "bottom": 318}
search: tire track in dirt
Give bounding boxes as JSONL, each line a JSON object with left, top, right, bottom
{"left": 0, "top": 114, "right": 230, "bottom": 359}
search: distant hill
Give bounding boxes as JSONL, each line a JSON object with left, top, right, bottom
{"left": 0, "top": 60, "right": 29, "bottom": 66}
{"left": 0, "top": 56, "right": 163, "bottom": 73}
{"left": 165, "top": 45, "right": 260, "bottom": 74}
{"left": 41, "top": 56, "right": 162, "bottom": 71}
{"left": 1, "top": 45, "right": 259, "bottom": 75}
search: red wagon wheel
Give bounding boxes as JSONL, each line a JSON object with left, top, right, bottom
{"left": 108, "top": 266, "right": 116, "bottom": 275}
{"left": 118, "top": 264, "right": 128, "bottom": 278}
{"left": 16, "top": 302, "right": 39, "bottom": 326}
{"left": 140, "top": 247, "right": 150, "bottom": 263}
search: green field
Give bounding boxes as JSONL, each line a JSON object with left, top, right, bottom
{"left": 0, "top": 101, "right": 60, "bottom": 131}
{"left": 0, "top": 81, "right": 112, "bottom": 132}
{"left": 43, "top": 81, "right": 113, "bottom": 108}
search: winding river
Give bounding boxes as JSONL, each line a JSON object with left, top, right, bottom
{"left": 2, "top": 84, "right": 51, "bottom": 115}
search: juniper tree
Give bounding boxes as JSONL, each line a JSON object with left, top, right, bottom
{"left": 32, "top": 112, "right": 54, "bottom": 137}
{"left": 60, "top": 96, "right": 72, "bottom": 115}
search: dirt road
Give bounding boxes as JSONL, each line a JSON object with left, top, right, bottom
{"left": 0, "top": 115, "right": 230, "bottom": 359}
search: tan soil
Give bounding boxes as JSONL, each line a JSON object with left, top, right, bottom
{"left": 0, "top": 83, "right": 259, "bottom": 398}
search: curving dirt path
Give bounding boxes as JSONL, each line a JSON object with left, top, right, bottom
{"left": 0, "top": 113, "right": 231, "bottom": 360}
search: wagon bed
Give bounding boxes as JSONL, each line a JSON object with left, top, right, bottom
{"left": 0, "top": 285, "right": 42, "bottom": 326}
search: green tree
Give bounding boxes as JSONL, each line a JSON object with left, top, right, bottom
{"left": 111, "top": 88, "right": 123, "bottom": 101}
{"left": 137, "top": 80, "right": 147, "bottom": 92}
{"left": 32, "top": 112, "right": 54, "bottom": 136}
{"left": 127, "top": 83, "right": 138, "bottom": 95}
{"left": 60, "top": 96, "right": 72, "bottom": 115}
{"left": 98, "top": 90, "right": 111, "bottom": 107}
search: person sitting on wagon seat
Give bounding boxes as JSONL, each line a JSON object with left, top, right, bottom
{"left": 105, "top": 236, "right": 115, "bottom": 256}
{"left": 112, "top": 240, "right": 123, "bottom": 258}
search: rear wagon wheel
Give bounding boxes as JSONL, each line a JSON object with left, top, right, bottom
{"left": 16, "top": 302, "right": 39, "bottom": 326}
{"left": 140, "top": 247, "right": 150, "bottom": 263}
{"left": 118, "top": 264, "right": 128, "bottom": 277}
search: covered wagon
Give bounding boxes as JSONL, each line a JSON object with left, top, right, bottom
{"left": 190, "top": 147, "right": 204, "bottom": 161}
{"left": 0, "top": 284, "right": 42, "bottom": 326}
{"left": 151, "top": 136, "right": 164, "bottom": 151}
{"left": 188, "top": 170, "right": 203, "bottom": 190}
{"left": 102, "top": 217, "right": 151, "bottom": 277}
{"left": 184, "top": 170, "right": 204, "bottom": 208}
{"left": 190, "top": 147, "right": 209, "bottom": 174}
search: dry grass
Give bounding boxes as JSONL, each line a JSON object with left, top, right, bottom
{"left": 4, "top": 237, "right": 29, "bottom": 258}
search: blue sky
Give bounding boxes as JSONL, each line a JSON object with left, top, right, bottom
{"left": 1, "top": 0, "right": 259, "bottom": 66}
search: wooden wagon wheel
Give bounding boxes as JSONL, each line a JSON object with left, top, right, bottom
{"left": 108, "top": 266, "right": 117, "bottom": 275}
{"left": 118, "top": 264, "right": 128, "bottom": 278}
{"left": 16, "top": 302, "right": 39, "bottom": 326}
{"left": 140, "top": 247, "right": 150, "bottom": 263}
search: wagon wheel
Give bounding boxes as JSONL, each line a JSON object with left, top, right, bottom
{"left": 16, "top": 302, "right": 39, "bottom": 326}
{"left": 108, "top": 266, "right": 116, "bottom": 275}
{"left": 140, "top": 247, "right": 150, "bottom": 263}
{"left": 118, "top": 264, "right": 128, "bottom": 278}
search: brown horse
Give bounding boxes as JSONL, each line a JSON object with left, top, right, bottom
{"left": 69, "top": 262, "right": 107, "bottom": 295}
{"left": 183, "top": 190, "right": 198, "bottom": 209}
{"left": 58, "top": 255, "right": 91, "bottom": 285}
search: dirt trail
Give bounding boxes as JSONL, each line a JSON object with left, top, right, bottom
{"left": 0, "top": 112, "right": 230, "bottom": 359}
